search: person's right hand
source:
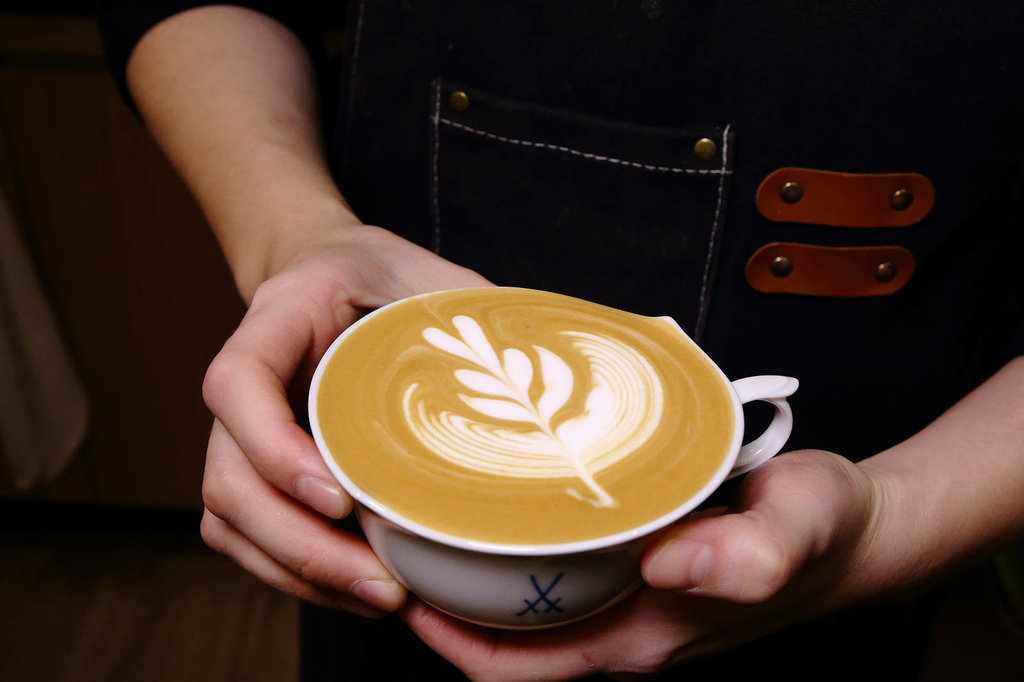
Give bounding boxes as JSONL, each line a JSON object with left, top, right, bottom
{"left": 120, "top": 2, "right": 493, "bottom": 620}
{"left": 199, "top": 221, "right": 490, "bottom": 617}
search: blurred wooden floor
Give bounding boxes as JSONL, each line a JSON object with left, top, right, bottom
{"left": 0, "top": 503, "right": 299, "bottom": 682}
{"left": 1, "top": 501, "right": 1020, "bottom": 682}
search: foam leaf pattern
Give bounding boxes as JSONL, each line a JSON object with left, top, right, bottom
{"left": 503, "top": 348, "right": 533, "bottom": 397}
{"left": 411, "top": 317, "right": 665, "bottom": 508}
{"left": 536, "top": 348, "right": 573, "bottom": 422}
{"left": 460, "top": 395, "right": 537, "bottom": 423}
{"left": 455, "top": 369, "right": 517, "bottom": 399}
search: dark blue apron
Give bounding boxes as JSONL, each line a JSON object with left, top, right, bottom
{"left": 307, "top": 1, "right": 1024, "bottom": 679}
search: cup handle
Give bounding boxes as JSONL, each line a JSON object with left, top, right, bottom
{"left": 727, "top": 375, "right": 799, "bottom": 479}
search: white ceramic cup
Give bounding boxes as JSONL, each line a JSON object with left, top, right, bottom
{"left": 309, "top": 306, "right": 797, "bottom": 629}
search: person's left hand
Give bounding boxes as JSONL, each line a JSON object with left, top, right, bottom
{"left": 402, "top": 449, "right": 886, "bottom": 681}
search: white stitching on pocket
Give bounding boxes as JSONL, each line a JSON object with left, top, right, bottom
{"left": 694, "top": 123, "right": 732, "bottom": 342}
{"left": 439, "top": 118, "right": 733, "bottom": 176}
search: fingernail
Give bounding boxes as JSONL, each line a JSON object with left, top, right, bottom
{"left": 645, "top": 539, "right": 713, "bottom": 591}
{"left": 352, "top": 579, "right": 404, "bottom": 611}
{"left": 295, "top": 476, "right": 348, "bottom": 518}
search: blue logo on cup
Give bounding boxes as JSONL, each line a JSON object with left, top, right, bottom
{"left": 518, "top": 573, "right": 565, "bottom": 616}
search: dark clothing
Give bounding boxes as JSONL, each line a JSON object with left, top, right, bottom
{"left": 98, "top": 1, "right": 1024, "bottom": 679}
{"left": 333, "top": 0, "right": 1024, "bottom": 461}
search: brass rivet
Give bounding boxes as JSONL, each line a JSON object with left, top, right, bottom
{"left": 693, "top": 138, "right": 717, "bottom": 161}
{"left": 448, "top": 90, "right": 470, "bottom": 112}
{"left": 876, "top": 261, "right": 898, "bottom": 283}
{"left": 770, "top": 255, "right": 794, "bottom": 278}
{"left": 891, "top": 188, "right": 914, "bottom": 211}
{"left": 780, "top": 181, "right": 804, "bottom": 204}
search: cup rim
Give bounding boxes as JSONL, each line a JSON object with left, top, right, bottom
{"left": 307, "top": 287, "right": 745, "bottom": 556}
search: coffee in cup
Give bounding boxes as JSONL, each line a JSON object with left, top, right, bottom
{"left": 315, "top": 286, "right": 738, "bottom": 544}
{"left": 310, "top": 287, "right": 797, "bottom": 627}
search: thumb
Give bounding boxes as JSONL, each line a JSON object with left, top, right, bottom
{"left": 640, "top": 511, "right": 813, "bottom": 603}
{"left": 640, "top": 453, "right": 851, "bottom": 603}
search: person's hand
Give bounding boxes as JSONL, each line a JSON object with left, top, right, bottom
{"left": 199, "top": 221, "right": 490, "bottom": 617}
{"left": 124, "top": 2, "right": 496, "bottom": 619}
{"left": 402, "top": 449, "right": 887, "bottom": 679}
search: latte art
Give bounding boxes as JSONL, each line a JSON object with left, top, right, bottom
{"left": 405, "top": 316, "right": 665, "bottom": 508}
{"left": 314, "top": 288, "right": 735, "bottom": 545}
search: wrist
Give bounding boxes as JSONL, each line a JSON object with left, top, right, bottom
{"left": 215, "top": 185, "right": 363, "bottom": 302}
{"left": 853, "top": 441, "right": 980, "bottom": 602}
{"left": 847, "top": 456, "right": 923, "bottom": 599}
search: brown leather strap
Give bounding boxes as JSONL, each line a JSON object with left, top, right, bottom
{"left": 756, "top": 168, "right": 934, "bottom": 227}
{"left": 746, "top": 243, "right": 915, "bottom": 296}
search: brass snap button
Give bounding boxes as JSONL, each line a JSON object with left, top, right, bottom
{"left": 891, "top": 188, "right": 914, "bottom": 211}
{"left": 779, "top": 181, "right": 804, "bottom": 204}
{"left": 693, "top": 138, "right": 717, "bottom": 161}
{"left": 447, "top": 90, "right": 470, "bottom": 112}
{"left": 770, "top": 256, "right": 794, "bottom": 278}
{"left": 876, "top": 261, "right": 898, "bottom": 283}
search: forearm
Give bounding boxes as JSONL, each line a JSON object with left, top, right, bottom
{"left": 854, "top": 355, "right": 1024, "bottom": 600}
{"left": 126, "top": 5, "right": 355, "bottom": 301}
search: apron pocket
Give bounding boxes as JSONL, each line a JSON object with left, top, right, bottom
{"left": 429, "top": 78, "right": 734, "bottom": 341}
